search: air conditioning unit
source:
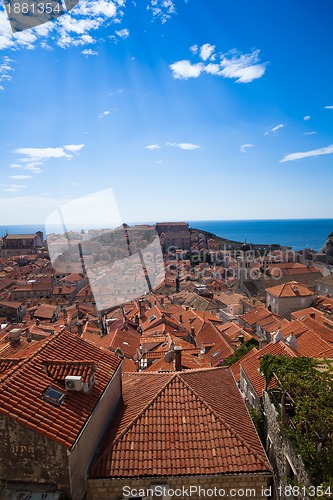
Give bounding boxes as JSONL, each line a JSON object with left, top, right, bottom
{"left": 65, "top": 375, "right": 83, "bottom": 391}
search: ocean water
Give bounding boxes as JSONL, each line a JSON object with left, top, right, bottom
{"left": 188, "top": 219, "right": 333, "bottom": 251}
{"left": 0, "top": 219, "right": 332, "bottom": 252}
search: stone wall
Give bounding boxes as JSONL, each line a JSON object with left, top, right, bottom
{"left": 263, "top": 391, "right": 311, "bottom": 499}
{"left": 69, "top": 364, "right": 122, "bottom": 500}
{"left": 0, "top": 414, "right": 70, "bottom": 495}
{"left": 87, "top": 473, "right": 272, "bottom": 500}
{"left": 266, "top": 293, "right": 317, "bottom": 318}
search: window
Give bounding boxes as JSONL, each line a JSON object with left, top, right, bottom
{"left": 43, "top": 386, "right": 65, "bottom": 406}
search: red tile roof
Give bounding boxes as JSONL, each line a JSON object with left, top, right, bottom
{"left": 34, "top": 304, "right": 57, "bottom": 320}
{"left": 145, "top": 351, "right": 210, "bottom": 372}
{"left": 240, "top": 307, "right": 272, "bottom": 328}
{"left": 196, "top": 323, "right": 234, "bottom": 366}
{"left": 83, "top": 323, "right": 141, "bottom": 359}
{"left": 240, "top": 341, "right": 297, "bottom": 398}
{"left": 231, "top": 348, "right": 258, "bottom": 382}
{"left": 42, "top": 360, "right": 96, "bottom": 383}
{"left": 0, "top": 358, "right": 22, "bottom": 378}
{"left": 279, "top": 320, "right": 333, "bottom": 357}
{"left": 266, "top": 281, "right": 316, "bottom": 298}
{"left": 0, "top": 330, "right": 121, "bottom": 449}
{"left": 90, "top": 368, "right": 271, "bottom": 478}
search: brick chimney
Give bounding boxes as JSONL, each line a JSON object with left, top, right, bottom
{"left": 174, "top": 346, "right": 182, "bottom": 372}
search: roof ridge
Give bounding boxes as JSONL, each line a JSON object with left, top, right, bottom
{"left": 43, "top": 359, "right": 95, "bottom": 365}
{"left": 297, "top": 322, "right": 333, "bottom": 348}
{"left": 178, "top": 373, "right": 270, "bottom": 469}
{"left": 105, "top": 373, "right": 176, "bottom": 449}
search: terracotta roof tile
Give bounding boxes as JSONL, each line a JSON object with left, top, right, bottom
{"left": 240, "top": 341, "right": 297, "bottom": 398}
{"left": 240, "top": 307, "right": 273, "bottom": 327}
{"left": 231, "top": 348, "right": 258, "bottom": 382}
{"left": 196, "top": 323, "right": 234, "bottom": 366}
{"left": 0, "top": 330, "right": 121, "bottom": 449}
{"left": 266, "top": 281, "right": 316, "bottom": 298}
{"left": 90, "top": 368, "right": 271, "bottom": 478}
{"left": 42, "top": 360, "right": 96, "bottom": 383}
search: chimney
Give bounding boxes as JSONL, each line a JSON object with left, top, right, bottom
{"left": 77, "top": 321, "right": 83, "bottom": 336}
{"left": 179, "top": 314, "right": 183, "bottom": 323}
{"left": 273, "top": 329, "right": 284, "bottom": 344}
{"left": 174, "top": 346, "right": 182, "bottom": 372}
{"left": 286, "top": 334, "right": 297, "bottom": 351}
{"left": 139, "top": 299, "right": 145, "bottom": 319}
{"left": 190, "top": 326, "right": 195, "bottom": 337}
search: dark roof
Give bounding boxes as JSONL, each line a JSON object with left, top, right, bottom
{"left": 4, "top": 234, "right": 39, "bottom": 240}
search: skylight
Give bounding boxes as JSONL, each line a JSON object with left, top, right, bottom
{"left": 43, "top": 386, "right": 65, "bottom": 406}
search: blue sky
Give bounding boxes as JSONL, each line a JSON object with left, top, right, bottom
{"left": 0, "top": 0, "right": 333, "bottom": 225}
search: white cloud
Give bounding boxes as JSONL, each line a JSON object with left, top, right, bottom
{"left": 302, "top": 131, "right": 317, "bottom": 136}
{"left": 9, "top": 162, "right": 43, "bottom": 173}
{"left": 0, "top": 55, "right": 14, "bottom": 90}
{"left": 8, "top": 175, "right": 32, "bottom": 180}
{"left": 0, "top": 0, "right": 124, "bottom": 53}
{"left": 81, "top": 49, "right": 98, "bottom": 56}
{"left": 303, "top": 115, "right": 311, "bottom": 121}
{"left": 167, "top": 142, "right": 201, "bottom": 150}
{"left": 145, "top": 144, "right": 161, "bottom": 150}
{"left": 204, "top": 63, "right": 220, "bottom": 75}
{"left": 280, "top": 144, "right": 333, "bottom": 163}
{"left": 10, "top": 144, "right": 84, "bottom": 174}
{"left": 240, "top": 144, "right": 254, "bottom": 153}
{"left": 0, "top": 1, "right": 183, "bottom": 57}
{"left": 147, "top": 0, "right": 176, "bottom": 24}
{"left": 15, "top": 147, "right": 73, "bottom": 162}
{"left": 169, "top": 60, "right": 204, "bottom": 79}
{"left": 219, "top": 50, "right": 266, "bottom": 83}
{"left": 115, "top": 28, "right": 129, "bottom": 39}
{"left": 324, "top": 106, "right": 333, "bottom": 110}
{"left": 170, "top": 46, "right": 267, "bottom": 83}
{"left": 0, "top": 184, "right": 27, "bottom": 193}
{"left": 200, "top": 43, "right": 215, "bottom": 61}
{"left": 99, "top": 110, "right": 110, "bottom": 118}
{"left": 265, "top": 124, "right": 285, "bottom": 135}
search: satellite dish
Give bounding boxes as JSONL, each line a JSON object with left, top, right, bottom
{"left": 163, "top": 350, "right": 175, "bottom": 363}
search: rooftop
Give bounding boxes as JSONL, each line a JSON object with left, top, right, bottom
{"left": 266, "top": 281, "right": 316, "bottom": 298}
{"left": 90, "top": 367, "right": 271, "bottom": 478}
{"left": 0, "top": 330, "right": 121, "bottom": 449}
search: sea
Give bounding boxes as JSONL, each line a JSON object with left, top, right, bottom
{"left": 0, "top": 219, "right": 332, "bottom": 252}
